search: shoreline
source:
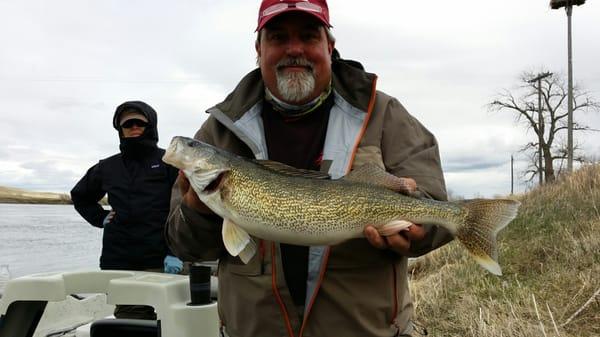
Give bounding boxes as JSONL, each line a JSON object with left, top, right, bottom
{"left": 0, "top": 186, "right": 72, "bottom": 205}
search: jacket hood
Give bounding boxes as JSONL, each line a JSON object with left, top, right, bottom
{"left": 113, "top": 101, "right": 159, "bottom": 143}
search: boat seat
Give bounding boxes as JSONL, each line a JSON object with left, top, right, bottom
{"left": 90, "top": 318, "right": 158, "bottom": 337}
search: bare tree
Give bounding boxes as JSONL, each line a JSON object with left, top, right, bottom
{"left": 489, "top": 70, "right": 599, "bottom": 184}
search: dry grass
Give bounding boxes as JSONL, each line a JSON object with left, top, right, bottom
{"left": 410, "top": 164, "right": 600, "bottom": 337}
{"left": 0, "top": 186, "right": 72, "bottom": 204}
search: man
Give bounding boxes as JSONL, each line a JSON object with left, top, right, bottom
{"left": 166, "top": 1, "right": 451, "bottom": 336}
{"left": 71, "top": 101, "right": 182, "bottom": 319}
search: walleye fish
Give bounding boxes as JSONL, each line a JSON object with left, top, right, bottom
{"left": 163, "top": 136, "right": 520, "bottom": 275}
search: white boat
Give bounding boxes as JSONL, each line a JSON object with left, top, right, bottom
{"left": 0, "top": 269, "right": 219, "bottom": 337}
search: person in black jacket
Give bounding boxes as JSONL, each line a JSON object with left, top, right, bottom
{"left": 71, "top": 100, "right": 181, "bottom": 319}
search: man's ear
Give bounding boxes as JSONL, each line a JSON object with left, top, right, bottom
{"left": 327, "top": 37, "right": 335, "bottom": 56}
{"left": 255, "top": 34, "right": 261, "bottom": 58}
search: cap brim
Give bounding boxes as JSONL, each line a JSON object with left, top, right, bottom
{"left": 256, "top": 8, "right": 331, "bottom": 32}
{"left": 119, "top": 113, "right": 148, "bottom": 126}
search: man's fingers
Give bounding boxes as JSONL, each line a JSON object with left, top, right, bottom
{"left": 403, "top": 223, "right": 426, "bottom": 241}
{"left": 177, "top": 170, "right": 190, "bottom": 193}
{"left": 399, "top": 177, "right": 417, "bottom": 194}
{"left": 364, "top": 226, "right": 388, "bottom": 249}
{"left": 385, "top": 234, "right": 411, "bottom": 254}
{"left": 364, "top": 223, "right": 425, "bottom": 255}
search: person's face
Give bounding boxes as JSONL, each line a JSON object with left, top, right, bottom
{"left": 120, "top": 119, "right": 146, "bottom": 138}
{"left": 256, "top": 12, "right": 334, "bottom": 105}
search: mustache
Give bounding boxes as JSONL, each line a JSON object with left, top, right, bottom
{"left": 276, "top": 57, "right": 314, "bottom": 72}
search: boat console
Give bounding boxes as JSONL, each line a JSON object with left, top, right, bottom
{"left": 0, "top": 269, "right": 219, "bottom": 337}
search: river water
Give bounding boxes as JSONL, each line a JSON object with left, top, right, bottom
{"left": 0, "top": 203, "right": 103, "bottom": 279}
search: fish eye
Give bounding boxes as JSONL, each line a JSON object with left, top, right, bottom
{"left": 187, "top": 140, "right": 196, "bottom": 147}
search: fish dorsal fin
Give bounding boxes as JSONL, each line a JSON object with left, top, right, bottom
{"left": 342, "top": 164, "right": 416, "bottom": 195}
{"left": 255, "top": 160, "right": 330, "bottom": 179}
{"left": 222, "top": 218, "right": 256, "bottom": 264}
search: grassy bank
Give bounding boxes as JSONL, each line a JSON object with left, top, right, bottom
{"left": 410, "top": 164, "right": 600, "bottom": 337}
{"left": 0, "top": 186, "right": 72, "bottom": 204}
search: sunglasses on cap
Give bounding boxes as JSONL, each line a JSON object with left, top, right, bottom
{"left": 261, "top": 1, "right": 324, "bottom": 17}
{"left": 121, "top": 119, "right": 149, "bottom": 129}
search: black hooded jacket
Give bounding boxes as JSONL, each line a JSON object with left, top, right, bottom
{"left": 71, "top": 101, "right": 178, "bottom": 270}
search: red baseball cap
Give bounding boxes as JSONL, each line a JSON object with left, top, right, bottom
{"left": 256, "top": 0, "right": 331, "bottom": 32}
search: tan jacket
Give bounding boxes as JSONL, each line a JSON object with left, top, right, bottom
{"left": 166, "top": 60, "right": 451, "bottom": 337}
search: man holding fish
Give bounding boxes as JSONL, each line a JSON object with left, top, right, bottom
{"left": 165, "top": 1, "right": 518, "bottom": 336}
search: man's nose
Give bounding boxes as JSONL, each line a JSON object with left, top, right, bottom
{"left": 285, "top": 37, "right": 304, "bottom": 56}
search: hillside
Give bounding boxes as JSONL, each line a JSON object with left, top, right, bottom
{"left": 0, "top": 186, "right": 71, "bottom": 204}
{"left": 409, "top": 164, "right": 600, "bottom": 337}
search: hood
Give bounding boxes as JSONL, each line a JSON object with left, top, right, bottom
{"left": 112, "top": 101, "right": 159, "bottom": 143}
{"left": 113, "top": 101, "right": 159, "bottom": 156}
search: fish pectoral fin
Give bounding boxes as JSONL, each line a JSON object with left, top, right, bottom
{"left": 222, "top": 218, "right": 256, "bottom": 263}
{"left": 342, "top": 164, "right": 417, "bottom": 196}
{"left": 377, "top": 220, "right": 414, "bottom": 236}
{"left": 238, "top": 240, "right": 257, "bottom": 264}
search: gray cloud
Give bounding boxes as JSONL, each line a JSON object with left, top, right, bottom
{"left": 0, "top": 160, "right": 81, "bottom": 192}
{"left": 1, "top": 0, "right": 599, "bottom": 198}
{"left": 443, "top": 156, "right": 507, "bottom": 173}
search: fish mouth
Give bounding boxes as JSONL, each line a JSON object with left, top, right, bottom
{"left": 202, "top": 171, "right": 227, "bottom": 195}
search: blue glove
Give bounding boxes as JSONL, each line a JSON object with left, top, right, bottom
{"left": 164, "top": 255, "right": 183, "bottom": 274}
{"left": 102, "top": 210, "right": 116, "bottom": 227}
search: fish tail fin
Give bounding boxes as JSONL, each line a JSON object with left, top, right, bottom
{"left": 456, "top": 199, "right": 520, "bottom": 275}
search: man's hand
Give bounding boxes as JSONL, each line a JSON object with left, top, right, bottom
{"left": 364, "top": 224, "right": 426, "bottom": 255}
{"left": 397, "top": 177, "right": 417, "bottom": 196}
{"left": 178, "top": 170, "right": 214, "bottom": 214}
{"left": 364, "top": 175, "right": 426, "bottom": 254}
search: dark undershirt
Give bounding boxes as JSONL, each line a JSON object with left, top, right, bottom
{"left": 262, "top": 94, "right": 333, "bottom": 307}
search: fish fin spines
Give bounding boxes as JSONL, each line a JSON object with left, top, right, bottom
{"left": 456, "top": 199, "right": 520, "bottom": 275}
{"left": 222, "top": 218, "right": 255, "bottom": 263}
{"left": 343, "top": 164, "right": 417, "bottom": 195}
{"left": 255, "top": 160, "right": 331, "bottom": 179}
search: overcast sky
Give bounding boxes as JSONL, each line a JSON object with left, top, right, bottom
{"left": 0, "top": 0, "right": 598, "bottom": 198}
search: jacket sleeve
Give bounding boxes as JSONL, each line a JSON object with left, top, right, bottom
{"left": 164, "top": 162, "right": 183, "bottom": 258}
{"left": 380, "top": 97, "right": 454, "bottom": 257}
{"left": 70, "top": 162, "right": 109, "bottom": 228}
{"left": 165, "top": 121, "right": 226, "bottom": 262}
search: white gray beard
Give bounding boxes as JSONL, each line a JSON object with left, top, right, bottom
{"left": 275, "top": 68, "right": 316, "bottom": 103}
